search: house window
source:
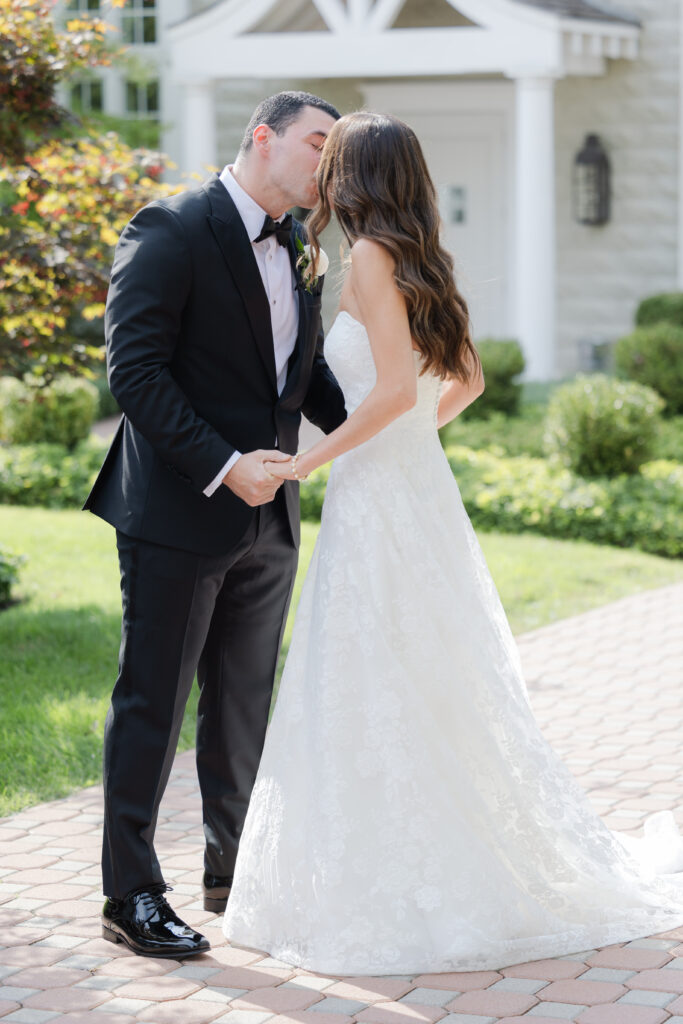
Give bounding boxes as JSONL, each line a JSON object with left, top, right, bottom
{"left": 70, "top": 79, "right": 104, "bottom": 113}
{"left": 125, "top": 79, "right": 160, "bottom": 118}
{"left": 122, "top": 0, "right": 157, "bottom": 44}
{"left": 440, "top": 185, "right": 467, "bottom": 225}
{"left": 66, "top": 0, "right": 100, "bottom": 10}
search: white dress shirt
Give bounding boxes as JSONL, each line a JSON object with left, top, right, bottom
{"left": 203, "top": 165, "right": 299, "bottom": 497}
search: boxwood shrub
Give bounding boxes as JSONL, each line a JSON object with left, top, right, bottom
{"left": 0, "top": 375, "right": 99, "bottom": 448}
{"left": 635, "top": 292, "right": 683, "bottom": 329}
{"left": 0, "top": 437, "right": 107, "bottom": 508}
{"left": 614, "top": 322, "right": 683, "bottom": 415}
{"left": 461, "top": 339, "right": 525, "bottom": 419}
{"left": 543, "top": 374, "right": 664, "bottom": 477}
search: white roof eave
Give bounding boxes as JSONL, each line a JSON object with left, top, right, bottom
{"left": 167, "top": 0, "right": 640, "bottom": 82}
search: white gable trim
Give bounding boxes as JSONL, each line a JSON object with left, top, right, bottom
{"left": 168, "top": 0, "right": 639, "bottom": 81}
{"left": 311, "top": 0, "right": 347, "bottom": 33}
{"left": 172, "top": 27, "right": 561, "bottom": 81}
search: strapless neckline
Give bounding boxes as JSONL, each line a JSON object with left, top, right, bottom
{"left": 335, "top": 309, "right": 363, "bottom": 329}
{"left": 335, "top": 310, "right": 424, "bottom": 359}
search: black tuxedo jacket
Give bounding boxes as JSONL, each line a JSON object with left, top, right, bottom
{"left": 84, "top": 174, "right": 347, "bottom": 555}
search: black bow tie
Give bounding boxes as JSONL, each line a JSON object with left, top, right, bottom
{"left": 253, "top": 212, "right": 292, "bottom": 247}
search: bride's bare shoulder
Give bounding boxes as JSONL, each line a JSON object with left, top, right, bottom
{"left": 350, "top": 237, "right": 395, "bottom": 271}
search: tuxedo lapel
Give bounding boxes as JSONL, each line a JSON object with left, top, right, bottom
{"left": 204, "top": 176, "right": 278, "bottom": 393}
{"left": 280, "top": 230, "right": 313, "bottom": 400}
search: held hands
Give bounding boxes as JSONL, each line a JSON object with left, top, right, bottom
{"left": 262, "top": 459, "right": 294, "bottom": 481}
{"left": 222, "top": 450, "right": 290, "bottom": 506}
{"left": 263, "top": 452, "right": 310, "bottom": 481}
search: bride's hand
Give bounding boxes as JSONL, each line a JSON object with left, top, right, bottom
{"left": 263, "top": 458, "right": 294, "bottom": 481}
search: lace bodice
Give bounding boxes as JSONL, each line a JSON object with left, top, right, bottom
{"left": 323, "top": 311, "right": 443, "bottom": 452}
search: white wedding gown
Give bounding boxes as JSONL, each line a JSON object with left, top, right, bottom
{"left": 222, "top": 311, "right": 683, "bottom": 975}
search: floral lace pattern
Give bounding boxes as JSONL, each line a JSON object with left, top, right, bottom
{"left": 223, "top": 312, "right": 683, "bottom": 976}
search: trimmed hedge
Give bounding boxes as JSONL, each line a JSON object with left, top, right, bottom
{"left": 441, "top": 405, "right": 682, "bottom": 463}
{"left": 440, "top": 404, "right": 546, "bottom": 457}
{"left": 298, "top": 448, "right": 682, "bottom": 558}
{"left": 544, "top": 374, "right": 664, "bottom": 477}
{"left": 615, "top": 322, "right": 683, "bottom": 415}
{"left": 0, "top": 437, "right": 107, "bottom": 508}
{"left": 0, "top": 375, "right": 99, "bottom": 448}
{"left": 635, "top": 292, "right": 683, "bottom": 329}
{"left": 444, "top": 446, "right": 682, "bottom": 559}
{"left": 461, "top": 338, "right": 525, "bottom": 419}
{"left": 2, "top": 434, "right": 680, "bottom": 558}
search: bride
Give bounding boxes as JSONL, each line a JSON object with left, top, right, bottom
{"left": 222, "top": 111, "right": 683, "bottom": 975}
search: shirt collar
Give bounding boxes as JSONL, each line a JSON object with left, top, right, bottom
{"left": 219, "top": 165, "right": 286, "bottom": 244}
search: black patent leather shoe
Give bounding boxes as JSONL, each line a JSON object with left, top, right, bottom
{"left": 202, "top": 870, "right": 232, "bottom": 912}
{"left": 102, "top": 884, "right": 210, "bottom": 958}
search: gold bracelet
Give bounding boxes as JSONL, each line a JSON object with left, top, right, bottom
{"left": 291, "top": 452, "right": 309, "bottom": 481}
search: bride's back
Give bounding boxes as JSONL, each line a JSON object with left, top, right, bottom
{"left": 324, "top": 311, "right": 444, "bottom": 462}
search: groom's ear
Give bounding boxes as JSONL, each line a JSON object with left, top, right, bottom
{"left": 252, "top": 124, "right": 272, "bottom": 158}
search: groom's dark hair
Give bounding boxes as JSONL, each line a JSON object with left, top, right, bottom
{"left": 239, "top": 91, "right": 341, "bottom": 153}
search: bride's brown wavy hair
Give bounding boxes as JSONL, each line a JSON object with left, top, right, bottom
{"left": 307, "top": 111, "right": 479, "bottom": 382}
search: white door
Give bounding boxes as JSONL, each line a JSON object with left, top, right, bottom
{"left": 362, "top": 85, "right": 511, "bottom": 341}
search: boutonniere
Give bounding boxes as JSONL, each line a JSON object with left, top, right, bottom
{"left": 295, "top": 237, "right": 329, "bottom": 294}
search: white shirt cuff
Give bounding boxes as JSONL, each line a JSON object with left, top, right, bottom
{"left": 204, "top": 450, "right": 242, "bottom": 497}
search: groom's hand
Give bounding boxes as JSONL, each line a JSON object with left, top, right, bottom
{"left": 222, "top": 450, "right": 290, "bottom": 506}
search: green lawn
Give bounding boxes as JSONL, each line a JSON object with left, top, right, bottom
{"left": 1, "top": 504, "right": 681, "bottom": 817}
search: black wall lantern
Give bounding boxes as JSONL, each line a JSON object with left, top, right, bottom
{"left": 573, "top": 133, "right": 610, "bottom": 225}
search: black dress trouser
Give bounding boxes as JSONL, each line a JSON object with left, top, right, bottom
{"left": 101, "top": 489, "right": 298, "bottom": 899}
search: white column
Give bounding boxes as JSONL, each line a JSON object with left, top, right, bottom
{"left": 181, "top": 79, "right": 217, "bottom": 176}
{"left": 514, "top": 76, "right": 557, "bottom": 380}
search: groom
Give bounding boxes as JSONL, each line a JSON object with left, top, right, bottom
{"left": 84, "top": 91, "right": 346, "bottom": 958}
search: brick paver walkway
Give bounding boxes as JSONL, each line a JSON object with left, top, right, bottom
{"left": 1, "top": 582, "right": 682, "bottom": 1024}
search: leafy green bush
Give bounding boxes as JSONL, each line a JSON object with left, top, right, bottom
{"left": 440, "top": 404, "right": 546, "bottom": 457}
{"left": 0, "top": 375, "right": 99, "bottom": 448}
{"left": 0, "top": 377, "right": 21, "bottom": 441}
{"left": 0, "top": 437, "right": 107, "bottom": 508}
{"left": 0, "top": 548, "right": 25, "bottom": 608}
{"left": 299, "top": 464, "right": 330, "bottom": 522}
{"left": 544, "top": 374, "right": 664, "bottom": 477}
{"left": 461, "top": 339, "right": 525, "bottom": 419}
{"left": 441, "top": 402, "right": 682, "bottom": 462}
{"left": 635, "top": 292, "right": 683, "bottom": 329}
{"left": 656, "top": 416, "right": 683, "bottom": 461}
{"left": 614, "top": 323, "right": 683, "bottom": 415}
{"left": 298, "top": 446, "right": 682, "bottom": 558}
{"left": 92, "top": 371, "right": 120, "bottom": 419}
{"left": 444, "top": 446, "right": 682, "bottom": 559}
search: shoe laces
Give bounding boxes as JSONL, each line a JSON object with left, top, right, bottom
{"left": 131, "top": 883, "right": 174, "bottom": 921}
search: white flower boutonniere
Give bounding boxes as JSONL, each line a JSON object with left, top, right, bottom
{"left": 295, "top": 237, "right": 329, "bottom": 294}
